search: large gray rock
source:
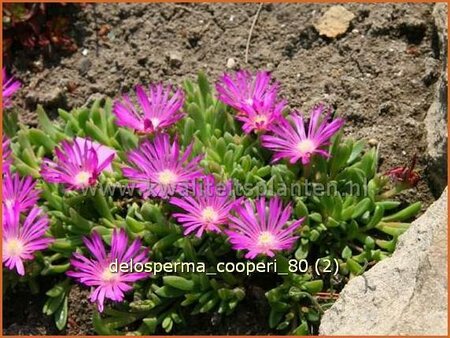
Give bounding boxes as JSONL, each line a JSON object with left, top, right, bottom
{"left": 319, "top": 188, "right": 448, "bottom": 335}
{"left": 425, "top": 3, "right": 448, "bottom": 197}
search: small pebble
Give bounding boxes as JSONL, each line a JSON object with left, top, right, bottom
{"left": 266, "top": 63, "right": 275, "bottom": 72}
{"left": 313, "top": 5, "right": 355, "bottom": 38}
{"left": 79, "top": 58, "right": 91, "bottom": 74}
{"left": 82, "top": 49, "right": 89, "bottom": 56}
{"left": 107, "top": 31, "right": 116, "bottom": 41}
{"left": 226, "top": 57, "right": 237, "bottom": 69}
{"left": 368, "top": 138, "right": 378, "bottom": 147}
{"left": 168, "top": 51, "right": 183, "bottom": 68}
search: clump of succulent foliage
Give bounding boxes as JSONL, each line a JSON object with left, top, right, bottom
{"left": 3, "top": 3, "right": 79, "bottom": 60}
{"left": 3, "top": 70, "right": 421, "bottom": 335}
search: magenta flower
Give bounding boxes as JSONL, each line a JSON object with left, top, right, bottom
{"left": 216, "top": 70, "right": 286, "bottom": 133}
{"left": 41, "top": 137, "right": 116, "bottom": 189}
{"left": 113, "top": 84, "right": 184, "bottom": 134}
{"left": 67, "top": 229, "right": 149, "bottom": 312}
{"left": 3, "top": 206, "right": 53, "bottom": 276}
{"left": 226, "top": 196, "right": 303, "bottom": 259}
{"left": 3, "top": 169, "right": 40, "bottom": 221}
{"left": 236, "top": 98, "right": 285, "bottom": 134}
{"left": 123, "top": 134, "right": 203, "bottom": 199}
{"left": 2, "top": 68, "right": 21, "bottom": 108}
{"left": 3, "top": 135, "right": 12, "bottom": 172}
{"left": 216, "top": 70, "right": 281, "bottom": 115}
{"left": 170, "top": 175, "right": 238, "bottom": 237}
{"left": 261, "top": 105, "right": 344, "bottom": 165}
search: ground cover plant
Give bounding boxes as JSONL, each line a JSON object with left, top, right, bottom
{"left": 3, "top": 68, "right": 422, "bottom": 335}
{"left": 2, "top": 3, "right": 79, "bottom": 61}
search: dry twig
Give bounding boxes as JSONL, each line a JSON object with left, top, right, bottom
{"left": 245, "top": 3, "right": 263, "bottom": 64}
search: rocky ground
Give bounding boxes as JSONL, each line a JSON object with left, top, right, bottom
{"left": 3, "top": 3, "right": 447, "bottom": 335}
{"left": 320, "top": 189, "right": 448, "bottom": 335}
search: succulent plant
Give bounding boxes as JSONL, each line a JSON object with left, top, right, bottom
{"left": 4, "top": 72, "right": 421, "bottom": 334}
{"left": 3, "top": 3, "right": 78, "bottom": 60}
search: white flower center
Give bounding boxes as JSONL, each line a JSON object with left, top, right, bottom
{"left": 257, "top": 231, "right": 276, "bottom": 248}
{"left": 101, "top": 268, "right": 119, "bottom": 283}
{"left": 296, "top": 139, "right": 315, "bottom": 154}
{"left": 157, "top": 169, "right": 178, "bottom": 185}
{"left": 150, "top": 118, "right": 161, "bottom": 128}
{"left": 74, "top": 171, "right": 92, "bottom": 186}
{"left": 201, "top": 206, "right": 219, "bottom": 223}
{"left": 5, "top": 238, "right": 24, "bottom": 257}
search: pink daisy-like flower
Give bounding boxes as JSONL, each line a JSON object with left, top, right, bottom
{"left": 123, "top": 133, "right": 203, "bottom": 199}
{"left": 3, "top": 206, "right": 53, "bottom": 276}
{"left": 2, "top": 68, "right": 21, "bottom": 108}
{"left": 216, "top": 70, "right": 286, "bottom": 134}
{"left": 226, "top": 196, "right": 304, "bottom": 259}
{"left": 3, "top": 135, "right": 12, "bottom": 172}
{"left": 113, "top": 84, "right": 185, "bottom": 134}
{"left": 41, "top": 137, "right": 116, "bottom": 189}
{"left": 261, "top": 104, "right": 344, "bottom": 165}
{"left": 216, "top": 70, "right": 281, "bottom": 115}
{"left": 67, "top": 229, "right": 149, "bottom": 312}
{"left": 3, "top": 169, "right": 40, "bottom": 221}
{"left": 236, "top": 97, "right": 285, "bottom": 134}
{"left": 170, "top": 175, "right": 238, "bottom": 237}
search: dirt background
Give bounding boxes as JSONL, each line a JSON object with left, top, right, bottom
{"left": 3, "top": 2, "right": 446, "bottom": 335}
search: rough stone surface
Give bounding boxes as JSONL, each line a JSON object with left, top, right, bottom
{"left": 319, "top": 188, "right": 448, "bottom": 335}
{"left": 425, "top": 3, "right": 448, "bottom": 197}
{"left": 313, "top": 6, "right": 355, "bottom": 38}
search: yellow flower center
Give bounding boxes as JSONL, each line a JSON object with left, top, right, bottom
{"left": 157, "top": 169, "right": 177, "bottom": 185}
{"left": 101, "top": 268, "right": 119, "bottom": 283}
{"left": 296, "top": 139, "right": 315, "bottom": 154}
{"left": 201, "top": 206, "right": 219, "bottom": 223}
{"left": 257, "top": 231, "right": 276, "bottom": 248}
{"left": 253, "top": 115, "right": 268, "bottom": 125}
{"left": 74, "top": 171, "right": 91, "bottom": 186}
{"left": 5, "top": 238, "right": 24, "bottom": 257}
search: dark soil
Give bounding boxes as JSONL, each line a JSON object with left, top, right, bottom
{"left": 3, "top": 280, "right": 59, "bottom": 335}
{"left": 3, "top": 2, "right": 446, "bottom": 335}
{"left": 174, "top": 285, "right": 273, "bottom": 335}
{"left": 66, "top": 286, "right": 95, "bottom": 335}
